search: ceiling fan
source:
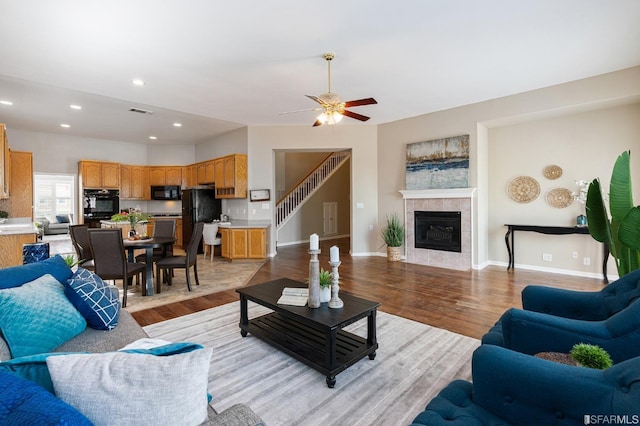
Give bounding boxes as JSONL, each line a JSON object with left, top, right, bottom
{"left": 288, "top": 52, "right": 377, "bottom": 127}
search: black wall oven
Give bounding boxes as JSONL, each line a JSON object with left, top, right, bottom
{"left": 83, "top": 189, "right": 119, "bottom": 227}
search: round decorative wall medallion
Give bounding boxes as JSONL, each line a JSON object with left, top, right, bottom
{"left": 543, "top": 165, "right": 563, "bottom": 180}
{"left": 546, "top": 188, "right": 574, "bottom": 208}
{"left": 507, "top": 176, "right": 541, "bottom": 203}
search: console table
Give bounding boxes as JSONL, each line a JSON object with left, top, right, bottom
{"left": 504, "top": 224, "right": 609, "bottom": 283}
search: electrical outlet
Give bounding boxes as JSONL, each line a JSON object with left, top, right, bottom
{"left": 542, "top": 253, "right": 552, "bottom": 262}
{"left": 369, "top": 224, "right": 374, "bottom": 231}
{"left": 583, "top": 257, "right": 591, "bottom": 265}
{"left": 572, "top": 251, "right": 578, "bottom": 259}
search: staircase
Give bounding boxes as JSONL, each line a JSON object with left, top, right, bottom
{"left": 276, "top": 151, "right": 350, "bottom": 229}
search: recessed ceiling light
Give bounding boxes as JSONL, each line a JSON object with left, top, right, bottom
{"left": 0, "top": 100, "right": 13, "bottom": 106}
{"left": 149, "top": 136, "right": 157, "bottom": 140}
{"left": 60, "top": 124, "right": 71, "bottom": 128}
{"left": 70, "top": 104, "right": 82, "bottom": 110}
{"left": 173, "top": 122, "right": 182, "bottom": 127}
{"left": 132, "top": 79, "right": 145, "bottom": 86}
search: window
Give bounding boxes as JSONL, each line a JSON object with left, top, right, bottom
{"left": 34, "top": 174, "right": 75, "bottom": 221}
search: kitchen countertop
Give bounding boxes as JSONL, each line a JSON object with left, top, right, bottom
{"left": 0, "top": 217, "right": 39, "bottom": 235}
{"left": 217, "top": 220, "right": 271, "bottom": 229}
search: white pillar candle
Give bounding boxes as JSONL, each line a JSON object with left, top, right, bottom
{"left": 330, "top": 245, "right": 340, "bottom": 263}
{"left": 310, "top": 233, "right": 319, "bottom": 250}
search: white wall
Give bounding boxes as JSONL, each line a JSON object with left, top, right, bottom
{"left": 377, "top": 66, "right": 640, "bottom": 274}
{"left": 247, "top": 125, "right": 378, "bottom": 256}
{"left": 278, "top": 157, "right": 351, "bottom": 245}
{"left": 7, "top": 128, "right": 149, "bottom": 174}
{"left": 488, "top": 103, "right": 640, "bottom": 277}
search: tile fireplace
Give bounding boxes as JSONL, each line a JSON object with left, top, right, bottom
{"left": 400, "top": 188, "right": 475, "bottom": 271}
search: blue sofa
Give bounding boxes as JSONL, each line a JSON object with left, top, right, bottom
{"left": 411, "top": 345, "right": 640, "bottom": 425}
{"left": 0, "top": 255, "right": 264, "bottom": 425}
{"left": 482, "top": 269, "right": 640, "bottom": 363}
{"left": 522, "top": 268, "right": 640, "bottom": 320}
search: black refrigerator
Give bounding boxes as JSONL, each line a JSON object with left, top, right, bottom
{"left": 182, "top": 188, "right": 221, "bottom": 252}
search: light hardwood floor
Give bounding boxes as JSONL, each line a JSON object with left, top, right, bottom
{"left": 131, "top": 237, "right": 605, "bottom": 339}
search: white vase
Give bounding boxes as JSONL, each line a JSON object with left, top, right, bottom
{"left": 320, "top": 286, "right": 331, "bottom": 303}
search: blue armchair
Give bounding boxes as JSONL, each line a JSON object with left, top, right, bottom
{"left": 522, "top": 268, "right": 640, "bottom": 320}
{"left": 482, "top": 298, "right": 640, "bottom": 363}
{"left": 411, "top": 345, "right": 640, "bottom": 426}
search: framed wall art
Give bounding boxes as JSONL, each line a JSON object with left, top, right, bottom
{"left": 406, "top": 134, "right": 470, "bottom": 190}
{"left": 249, "top": 189, "right": 270, "bottom": 202}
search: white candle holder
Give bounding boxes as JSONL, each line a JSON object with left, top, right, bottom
{"left": 328, "top": 260, "right": 343, "bottom": 309}
{"left": 308, "top": 249, "right": 321, "bottom": 308}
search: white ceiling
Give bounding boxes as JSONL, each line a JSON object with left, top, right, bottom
{"left": 0, "top": 0, "right": 639, "bottom": 145}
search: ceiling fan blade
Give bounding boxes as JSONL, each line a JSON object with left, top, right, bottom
{"left": 342, "top": 109, "right": 371, "bottom": 122}
{"left": 344, "top": 98, "right": 377, "bottom": 108}
{"left": 312, "top": 119, "right": 323, "bottom": 127}
{"left": 306, "top": 95, "right": 327, "bottom": 105}
{"left": 278, "top": 107, "right": 321, "bottom": 115}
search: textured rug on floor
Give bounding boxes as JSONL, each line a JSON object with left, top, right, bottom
{"left": 123, "top": 258, "right": 264, "bottom": 312}
{"left": 143, "top": 301, "right": 480, "bottom": 425}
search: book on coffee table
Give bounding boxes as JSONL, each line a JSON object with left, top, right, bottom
{"left": 277, "top": 287, "right": 309, "bottom": 306}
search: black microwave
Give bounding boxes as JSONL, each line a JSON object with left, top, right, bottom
{"left": 151, "top": 186, "right": 181, "bottom": 200}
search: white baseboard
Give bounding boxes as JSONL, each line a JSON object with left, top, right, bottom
{"left": 487, "top": 260, "right": 615, "bottom": 281}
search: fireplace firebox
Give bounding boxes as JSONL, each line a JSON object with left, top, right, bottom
{"left": 414, "top": 211, "right": 462, "bottom": 252}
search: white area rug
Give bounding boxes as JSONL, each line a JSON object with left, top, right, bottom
{"left": 144, "top": 301, "right": 479, "bottom": 426}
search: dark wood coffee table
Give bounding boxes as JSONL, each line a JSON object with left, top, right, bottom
{"left": 236, "top": 278, "right": 380, "bottom": 388}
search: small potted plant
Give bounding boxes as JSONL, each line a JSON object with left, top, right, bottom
{"left": 111, "top": 211, "right": 150, "bottom": 237}
{"left": 570, "top": 343, "right": 613, "bottom": 370}
{"left": 381, "top": 213, "right": 404, "bottom": 261}
{"left": 319, "top": 268, "right": 332, "bottom": 303}
{"left": 63, "top": 254, "right": 81, "bottom": 269}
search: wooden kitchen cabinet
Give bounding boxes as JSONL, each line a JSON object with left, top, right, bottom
{"left": 215, "top": 154, "right": 247, "bottom": 199}
{"left": 0, "top": 124, "right": 9, "bottom": 199}
{"left": 5, "top": 151, "right": 33, "bottom": 218}
{"left": 121, "top": 165, "right": 149, "bottom": 200}
{"left": 80, "top": 161, "right": 120, "bottom": 189}
{"left": 184, "top": 165, "right": 197, "bottom": 187}
{"left": 149, "top": 167, "right": 166, "bottom": 186}
{"left": 0, "top": 233, "right": 37, "bottom": 268}
{"left": 165, "top": 167, "right": 183, "bottom": 186}
{"left": 196, "top": 160, "right": 215, "bottom": 185}
{"left": 220, "top": 227, "right": 266, "bottom": 260}
{"left": 149, "top": 166, "right": 183, "bottom": 186}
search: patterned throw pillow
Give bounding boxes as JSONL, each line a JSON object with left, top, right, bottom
{"left": 65, "top": 268, "right": 120, "bottom": 330}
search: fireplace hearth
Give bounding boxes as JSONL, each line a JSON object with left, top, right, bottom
{"left": 414, "top": 211, "right": 462, "bottom": 253}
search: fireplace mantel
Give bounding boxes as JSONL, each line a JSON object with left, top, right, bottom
{"left": 401, "top": 188, "right": 475, "bottom": 271}
{"left": 400, "top": 188, "right": 476, "bottom": 199}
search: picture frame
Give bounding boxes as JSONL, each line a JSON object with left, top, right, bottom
{"left": 249, "top": 189, "right": 270, "bottom": 202}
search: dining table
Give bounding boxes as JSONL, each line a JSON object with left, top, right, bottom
{"left": 123, "top": 236, "right": 175, "bottom": 296}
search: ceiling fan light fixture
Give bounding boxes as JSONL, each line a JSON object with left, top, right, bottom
{"left": 317, "top": 110, "right": 343, "bottom": 125}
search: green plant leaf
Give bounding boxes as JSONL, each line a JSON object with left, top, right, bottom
{"left": 619, "top": 207, "right": 640, "bottom": 249}
{"left": 609, "top": 151, "right": 633, "bottom": 224}
{"left": 619, "top": 207, "right": 640, "bottom": 272}
{"left": 586, "top": 179, "right": 613, "bottom": 245}
{"left": 381, "top": 213, "right": 404, "bottom": 247}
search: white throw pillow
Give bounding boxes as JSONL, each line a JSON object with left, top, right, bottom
{"left": 46, "top": 348, "right": 213, "bottom": 426}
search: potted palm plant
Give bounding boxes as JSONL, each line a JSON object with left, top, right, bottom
{"left": 381, "top": 213, "right": 404, "bottom": 261}
{"left": 586, "top": 150, "right": 640, "bottom": 277}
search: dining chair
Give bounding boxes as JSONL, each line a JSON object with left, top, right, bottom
{"left": 88, "top": 229, "right": 146, "bottom": 307}
{"left": 135, "top": 219, "right": 176, "bottom": 263}
{"left": 155, "top": 222, "right": 204, "bottom": 292}
{"left": 202, "top": 223, "right": 220, "bottom": 261}
{"left": 69, "top": 224, "right": 95, "bottom": 270}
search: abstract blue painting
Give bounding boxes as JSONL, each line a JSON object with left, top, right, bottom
{"left": 406, "top": 135, "right": 470, "bottom": 189}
